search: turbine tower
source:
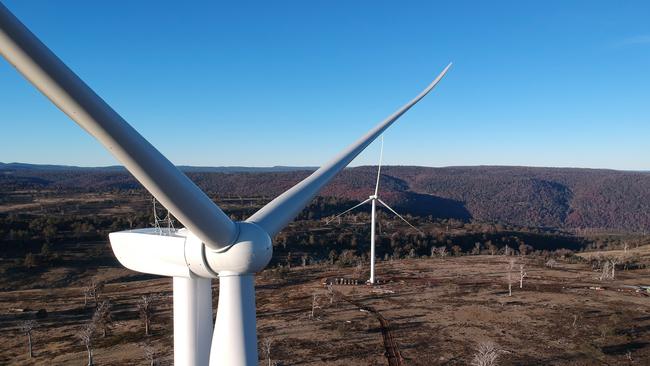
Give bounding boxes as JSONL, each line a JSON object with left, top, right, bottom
{"left": 327, "top": 136, "right": 423, "bottom": 284}
{"left": 0, "top": 3, "right": 450, "bottom": 365}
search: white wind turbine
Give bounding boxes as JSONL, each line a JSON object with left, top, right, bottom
{"left": 0, "top": 3, "right": 450, "bottom": 365}
{"left": 326, "top": 135, "right": 423, "bottom": 284}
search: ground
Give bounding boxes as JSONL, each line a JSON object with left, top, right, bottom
{"left": 1, "top": 252, "right": 649, "bottom": 365}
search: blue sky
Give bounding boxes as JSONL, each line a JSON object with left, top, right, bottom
{"left": 1, "top": 1, "right": 649, "bottom": 169}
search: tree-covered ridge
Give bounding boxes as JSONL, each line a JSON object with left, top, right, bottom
{"left": 2, "top": 165, "right": 650, "bottom": 232}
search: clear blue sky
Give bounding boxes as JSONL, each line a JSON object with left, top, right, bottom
{"left": 1, "top": 1, "right": 649, "bottom": 169}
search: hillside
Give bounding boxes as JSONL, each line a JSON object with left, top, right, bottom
{"left": 2, "top": 164, "right": 650, "bottom": 232}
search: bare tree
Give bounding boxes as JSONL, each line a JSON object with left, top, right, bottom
{"left": 599, "top": 257, "right": 619, "bottom": 281}
{"left": 19, "top": 320, "right": 36, "bottom": 359}
{"left": 260, "top": 337, "right": 273, "bottom": 366}
{"left": 138, "top": 294, "right": 157, "bottom": 336}
{"left": 309, "top": 294, "right": 322, "bottom": 319}
{"left": 609, "top": 258, "right": 618, "bottom": 279}
{"left": 507, "top": 260, "right": 515, "bottom": 296}
{"left": 471, "top": 341, "right": 503, "bottom": 366}
{"left": 83, "top": 286, "right": 91, "bottom": 307}
{"left": 327, "top": 284, "right": 335, "bottom": 305}
{"left": 599, "top": 260, "right": 612, "bottom": 281}
{"left": 545, "top": 259, "right": 558, "bottom": 268}
{"left": 437, "top": 246, "right": 448, "bottom": 258}
{"left": 79, "top": 322, "right": 96, "bottom": 366}
{"left": 94, "top": 300, "right": 112, "bottom": 337}
{"left": 487, "top": 242, "right": 498, "bottom": 256}
{"left": 91, "top": 281, "right": 104, "bottom": 307}
{"left": 83, "top": 280, "right": 104, "bottom": 309}
{"left": 519, "top": 264, "right": 527, "bottom": 289}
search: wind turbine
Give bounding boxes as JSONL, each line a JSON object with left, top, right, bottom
{"left": 0, "top": 3, "right": 450, "bottom": 365}
{"left": 326, "top": 136, "right": 423, "bottom": 284}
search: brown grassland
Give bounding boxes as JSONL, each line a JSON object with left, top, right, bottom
{"left": 1, "top": 250, "right": 649, "bottom": 365}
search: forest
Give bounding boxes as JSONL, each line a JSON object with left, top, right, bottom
{"left": 3, "top": 163, "right": 650, "bottom": 231}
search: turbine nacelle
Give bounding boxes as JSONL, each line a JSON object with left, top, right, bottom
{"left": 109, "top": 222, "right": 273, "bottom": 278}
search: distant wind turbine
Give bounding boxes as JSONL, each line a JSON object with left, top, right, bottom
{"left": 327, "top": 136, "right": 423, "bottom": 284}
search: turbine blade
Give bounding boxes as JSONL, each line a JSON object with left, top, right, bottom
{"left": 374, "top": 135, "right": 384, "bottom": 197}
{"left": 325, "top": 198, "right": 372, "bottom": 224}
{"left": 376, "top": 198, "right": 423, "bottom": 235}
{"left": 0, "top": 4, "right": 237, "bottom": 250}
{"left": 248, "top": 64, "right": 452, "bottom": 237}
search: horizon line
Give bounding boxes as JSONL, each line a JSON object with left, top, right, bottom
{"left": 1, "top": 161, "right": 648, "bottom": 173}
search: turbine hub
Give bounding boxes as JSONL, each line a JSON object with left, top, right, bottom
{"left": 204, "top": 222, "right": 273, "bottom": 275}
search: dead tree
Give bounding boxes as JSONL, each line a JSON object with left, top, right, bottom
{"left": 599, "top": 258, "right": 619, "bottom": 281}
{"left": 507, "top": 260, "right": 515, "bottom": 296}
{"left": 609, "top": 258, "right": 618, "bottom": 279}
{"left": 91, "top": 281, "right": 104, "bottom": 307}
{"left": 19, "top": 320, "right": 36, "bottom": 359}
{"left": 309, "top": 294, "right": 322, "bottom": 319}
{"left": 94, "top": 300, "right": 112, "bottom": 337}
{"left": 599, "top": 260, "right": 612, "bottom": 281}
{"left": 260, "top": 337, "right": 273, "bottom": 366}
{"left": 83, "top": 280, "right": 104, "bottom": 308}
{"left": 436, "top": 246, "right": 447, "bottom": 258}
{"left": 519, "top": 264, "right": 527, "bottom": 289}
{"left": 545, "top": 259, "right": 558, "bottom": 268}
{"left": 83, "top": 286, "right": 91, "bottom": 307}
{"left": 79, "top": 322, "right": 96, "bottom": 366}
{"left": 138, "top": 295, "right": 157, "bottom": 336}
{"left": 471, "top": 341, "right": 503, "bottom": 366}
{"left": 327, "top": 284, "right": 335, "bottom": 305}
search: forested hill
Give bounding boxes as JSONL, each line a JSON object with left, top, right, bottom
{"left": 2, "top": 163, "right": 650, "bottom": 232}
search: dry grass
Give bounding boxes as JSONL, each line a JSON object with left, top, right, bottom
{"left": 0, "top": 254, "right": 649, "bottom": 365}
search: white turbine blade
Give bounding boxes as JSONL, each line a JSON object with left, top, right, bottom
{"left": 248, "top": 63, "right": 452, "bottom": 237}
{"left": 325, "top": 198, "right": 372, "bottom": 224}
{"left": 0, "top": 4, "right": 237, "bottom": 250}
{"left": 376, "top": 198, "right": 424, "bottom": 235}
{"left": 374, "top": 135, "right": 384, "bottom": 197}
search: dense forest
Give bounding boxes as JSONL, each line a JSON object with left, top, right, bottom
{"left": 2, "top": 164, "right": 650, "bottom": 232}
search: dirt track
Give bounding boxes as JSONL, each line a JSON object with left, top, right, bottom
{"left": 337, "top": 289, "right": 404, "bottom": 366}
